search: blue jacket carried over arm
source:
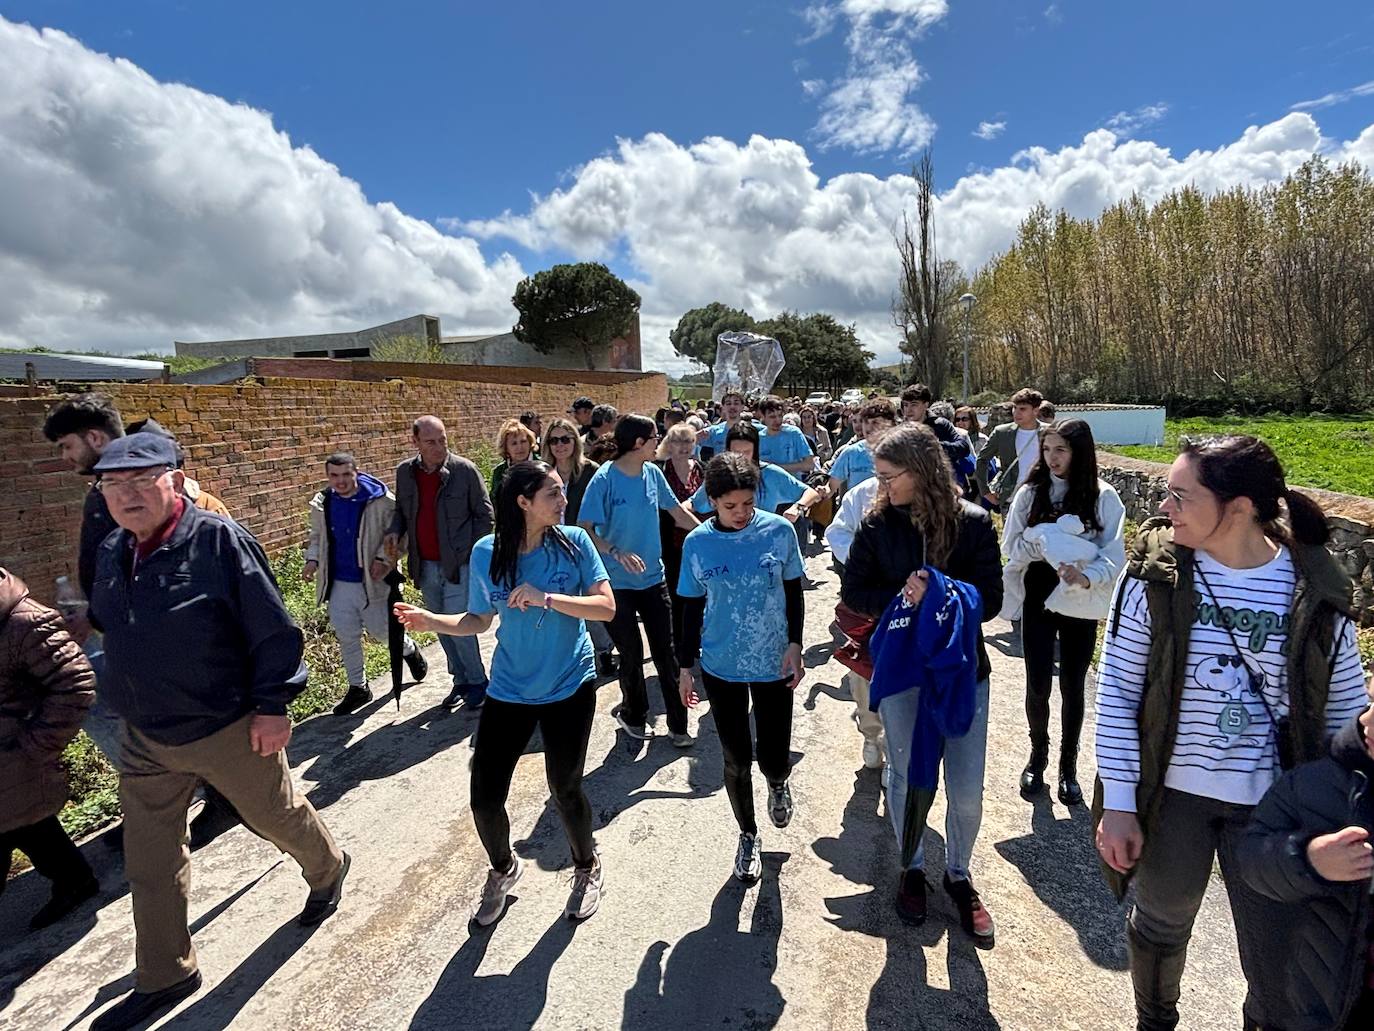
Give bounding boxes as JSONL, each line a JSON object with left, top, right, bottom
{"left": 868, "top": 566, "right": 983, "bottom": 861}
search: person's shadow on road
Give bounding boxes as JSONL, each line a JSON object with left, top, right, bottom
{"left": 409, "top": 908, "right": 579, "bottom": 1030}
{"left": 620, "top": 852, "right": 789, "bottom": 1030}
{"left": 993, "top": 794, "right": 1127, "bottom": 969}
{"left": 297, "top": 700, "right": 477, "bottom": 812}
{"left": 514, "top": 714, "right": 723, "bottom": 873}
{"left": 814, "top": 771, "right": 1000, "bottom": 1030}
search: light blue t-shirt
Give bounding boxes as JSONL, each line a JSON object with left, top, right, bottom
{"left": 467, "top": 526, "right": 609, "bottom": 705}
{"left": 688, "top": 463, "right": 807, "bottom": 517}
{"left": 579, "top": 460, "right": 682, "bottom": 590}
{"left": 677, "top": 511, "right": 805, "bottom": 682}
{"left": 701, "top": 418, "right": 765, "bottom": 457}
{"left": 830, "top": 440, "right": 874, "bottom": 488}
{"left": 759, "top": 424, "right": 812, "bottom": 468}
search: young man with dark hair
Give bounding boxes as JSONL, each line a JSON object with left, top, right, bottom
{"left": 827, "top": 400, "right": 897, "bottom": 496}
{"left": 975, "top": 388, "right": 1045, "bottom": 509}
{"left": 899, "top": 384, "right": 974, "bottom": 470}
{"left": 304, "top": 452, "right": 426, "bottom": 715}
{"left": 756, "top": 395, "right": 814, "bottom": 477}
{"left": 1037, "top": 400, "right": 1057, "bottom": 425}
{"left": 569, "top": 397, "right": 596, "bottom": 439}
{"left": 699, "top": 391, "right": 763, "bottom": 458}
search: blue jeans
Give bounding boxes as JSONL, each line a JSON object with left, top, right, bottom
{"left": 418, "top": 560, "right": 487, "bottom": 698}
{"left": 81, "top": 633, "right": 128, "bottom": 774}
{"left": 878, "top": 677, "right": 990, "bottom": 881}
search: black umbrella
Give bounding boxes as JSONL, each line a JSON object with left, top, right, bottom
{"left": 386, "top": 573, "right": 406, "bottom": 709}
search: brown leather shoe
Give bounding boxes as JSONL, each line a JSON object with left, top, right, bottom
{"left": 895, "top": 869, "right": 928, "bottom": 925}
{"left": 944, "top": 874, "right": 995, "bottom": 948}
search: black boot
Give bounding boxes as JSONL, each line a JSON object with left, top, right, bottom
{"left": 332, "top": 683, "right": 373, "bottom": 716}
{"left": 1057, "top": 754, "right": 1083, "bottom": 806}
{"left": 404, "top": 647, "right": 429, "bottom": 682}
{"left": 1019, "top": 744, "right": 1048, "bottom": 799}
{"left": 1128, "top": 923, "right": 1188, "bottom": 1031}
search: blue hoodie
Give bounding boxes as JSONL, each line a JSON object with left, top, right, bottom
{"left": 327, "top": 472, "right": 386, "bottom": 583}
{"left": 868, "top": 566, "right": 983, "bottom": 793}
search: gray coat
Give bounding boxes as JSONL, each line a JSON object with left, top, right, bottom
{"left": 975, "top": 421, "right": 1035, "bottom": 500}
{"left": 389, "top": 454, "right": 493, "bottom": 584}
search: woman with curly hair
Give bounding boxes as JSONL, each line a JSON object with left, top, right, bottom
{"left": 840, "top": 423, "right": 1002, "bottom": 946}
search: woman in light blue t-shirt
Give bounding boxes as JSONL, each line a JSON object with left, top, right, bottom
{"left": 577, "top": 414, "right": 700, "bottom": 744}
{"left": 396, "top": 461, "right": 614, "bottom": 929}
{"left": 677, "top": 452, "right": 807, "bottom": 885}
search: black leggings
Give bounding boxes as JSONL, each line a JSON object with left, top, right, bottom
{"left": 470, "top": 679, "right": 597, "bottom": 872}
{"left": 1021, "top": 561, "right": 1098, "bottom": 763}
{"left": 607, "top": 582, "right": 687, "bottom": 734}
{"left": 0, "top": 813, "right": 92, "bottom": 889}
{"left": 702, "top": 671, "right": 794, "bottom": 836}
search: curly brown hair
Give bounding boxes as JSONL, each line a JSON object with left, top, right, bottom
{"left": 871, "top": 423, "right": 963, "bottom": 566}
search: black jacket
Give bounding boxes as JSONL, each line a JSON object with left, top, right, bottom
{"left": 89, "top": 503, "right": 306, "bottom": 746}
{"left": 1237, "top": 713, "right": 1374, "bottom": 1030}
{"left": 78, "top": 487, "right": 117, "bottom": 601}
{"left": 840, "top": 500, "right": 1002, "bottom": 682}
{"left": 923, "top": 415, "right": 973, "bottom": 469}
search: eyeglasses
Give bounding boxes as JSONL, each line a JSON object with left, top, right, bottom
{"left": 874, "top": 469, "right": 910, "bottom": 486}
{"left": 1164, "top": 485, "right": 1189, "bottom": 508}
{"left": 954, "top": 416, "right": 971, "bottom": 424}
{"left": 547, "top": 435, "right": 575, "bottom": 446}
{"left": 95, "top": 469, "right": 172, "bottom": 496}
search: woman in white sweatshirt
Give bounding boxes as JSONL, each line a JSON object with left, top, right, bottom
{"left": 1001, "top": 419, "right": 1125, "bottom": 806}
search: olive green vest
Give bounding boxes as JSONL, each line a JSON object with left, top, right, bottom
{"left": 1091, "top": 516, "right": 1353, "bottom": 899}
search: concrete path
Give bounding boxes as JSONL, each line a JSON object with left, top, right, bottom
{"left": 1, "top": 546, "right": 1247, "bottom": 1029}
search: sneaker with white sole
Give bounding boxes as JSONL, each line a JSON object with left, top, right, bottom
{"left": 564, "top": 857, "right": 603, "bottom": 920}
{"left": 768, "top": 781, "right": 793, "bottom": 829}
{"left": 473, "top": 856, "right": 523, "bottom": 926}
{"left": 861, "top": 738, "right": 885, "bottom": 769}
{"left": 670, "top": 731, "right": 693, "bottom": 748}
{"left": 733, "top": 832, "right": 762, "bottom": 883}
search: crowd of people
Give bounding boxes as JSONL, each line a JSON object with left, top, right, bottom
{"left": 2, "top": 384, "right": 1372, "bottom": 1030}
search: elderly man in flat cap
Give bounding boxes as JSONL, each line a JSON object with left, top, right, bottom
{"left": 86, "top": 432, "right": 349, "bottom": 1031}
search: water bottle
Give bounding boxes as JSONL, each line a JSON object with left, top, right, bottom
{"left": 54, "top": 575, "right": 87, "bottom": 619}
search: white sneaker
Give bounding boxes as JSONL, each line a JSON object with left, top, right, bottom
{"left": 614, "top": 709, "right": 652, "bottom": 740}
{"left": 733, "top": 832, "right": 762, "bottom": 883}
{"left": 565, "top": 857, "right": 603, "bottom": 920}
{"left": 862, "top": 738, "right": 885, "bottom": 769}
{"left": 473, "top": 856, "right": 523, "bottom": 926}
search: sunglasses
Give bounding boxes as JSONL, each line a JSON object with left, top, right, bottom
{"left": 547, "top": 435, "right": 575, "bottom": 445}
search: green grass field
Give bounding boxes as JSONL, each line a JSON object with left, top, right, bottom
{"left": 1107, "top": 414, "right": 1374, "bottom": 499}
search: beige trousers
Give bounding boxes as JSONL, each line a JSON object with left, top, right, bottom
{"left": 848, "top": 674, "right": 885, "bottom": 744}
{"left": 119, "top": 714, "right": 343, "bottom": 991}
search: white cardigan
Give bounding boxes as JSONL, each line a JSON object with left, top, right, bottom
{"left": 999, "top": 477, "right": 1126, "bottom": 622}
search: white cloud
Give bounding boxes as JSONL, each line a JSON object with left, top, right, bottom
{"left": 4, "top": 15, "right": 1372, "bottom": 375}
{"left": 463, "top": 113, "right": 1373, "bottom": 366}
{"left": 1103, "top": 102, "right": 1170, "bottom": 138}
{"left": 1291, "top": 79, "right": 1374, "bottom": 112}
{"left": 973, "top": 120, "right": 1007, "bottom": 141}
{"left": 799, "top": 0, "right": 949, "bottom": 157}
{"left": 1043, "top": 3, "right": 1062, "bottom": 23}
{"left": 0, "top": 18, "right": 525, "bottom": 356}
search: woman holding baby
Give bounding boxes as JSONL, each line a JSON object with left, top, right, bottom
{"left": 1000, "top": 419, "right": 1125, "bottom": 806}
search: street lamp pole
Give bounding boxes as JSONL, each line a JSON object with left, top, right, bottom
{"left": 959, "top": 292, "right": 976, "bottom": 401}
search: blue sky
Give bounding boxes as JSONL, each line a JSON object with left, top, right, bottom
{"left": 2, "top": 2, "right": 1373, "bottom": 364}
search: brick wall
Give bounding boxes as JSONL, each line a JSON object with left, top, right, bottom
{"left": 1, "top": 369, "right": 666, "bottom": 605}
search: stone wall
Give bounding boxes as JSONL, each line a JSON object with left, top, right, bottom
{"left": 0, "top": 369, "right": 666, "bottom": 606}
{"left": 1097, "top": 452, "right": 1374, "bottom": 623}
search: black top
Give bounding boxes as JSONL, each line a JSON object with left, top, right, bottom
{"left": 840, "top": 499, "right": 1002, "bottom": 682}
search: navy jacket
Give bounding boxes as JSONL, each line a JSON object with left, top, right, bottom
{"left": 89, "top": 503, "right": 307, "bottom": 746}
{"left": 1236, "top": 713, "right": 1374, "bottom": 1030}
